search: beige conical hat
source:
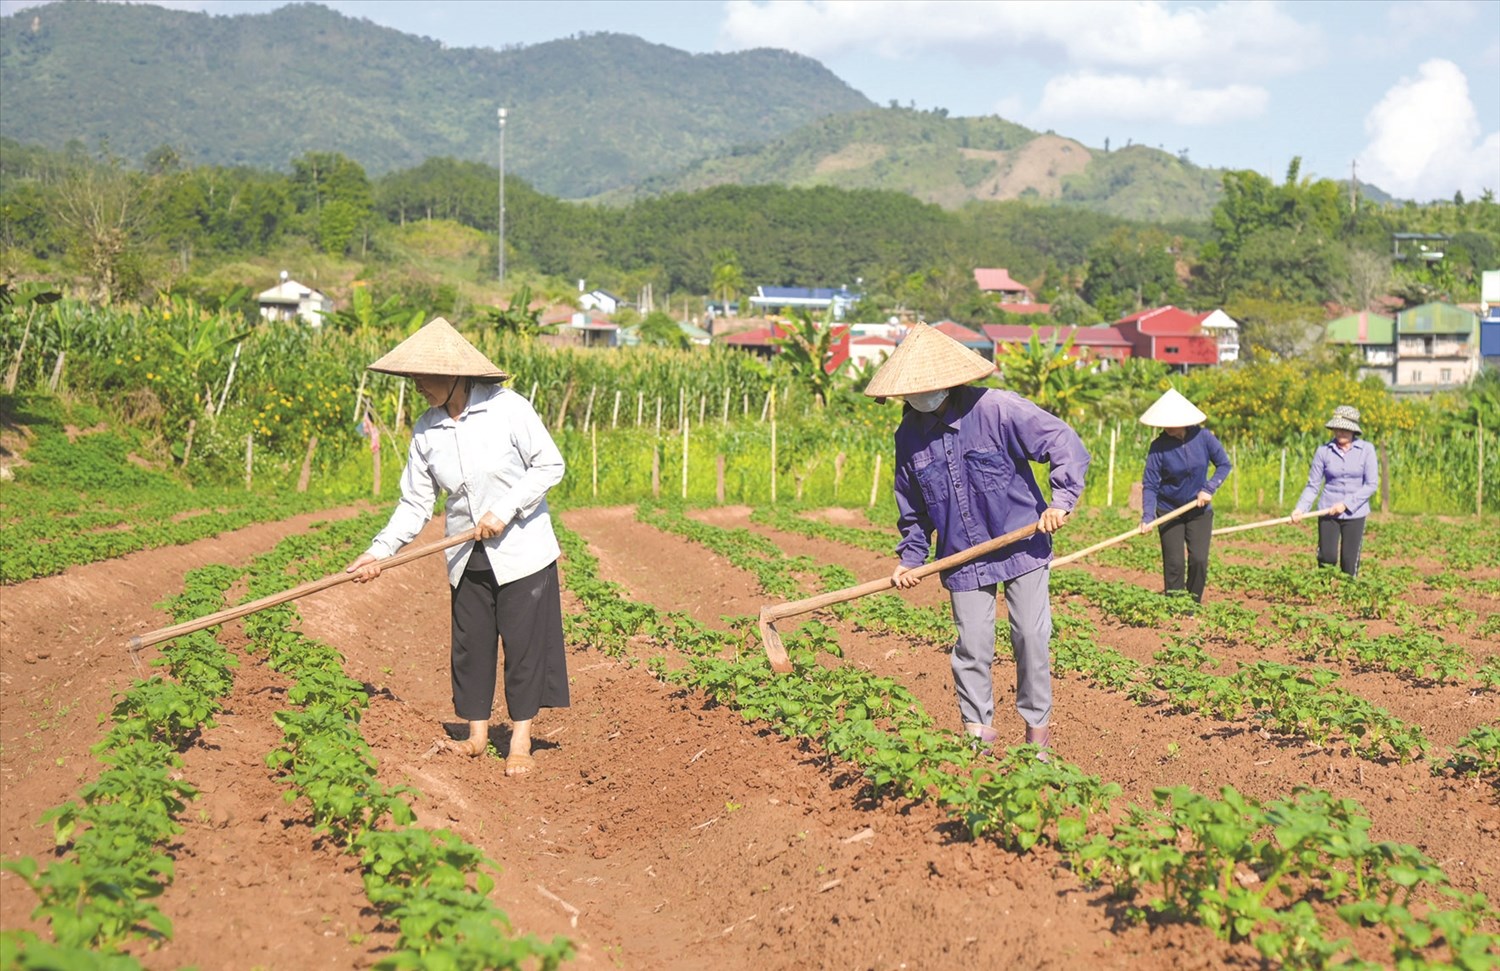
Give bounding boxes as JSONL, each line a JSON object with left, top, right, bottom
{"left": 863, "top": 323, "right": 995, "bottom": 398}
{"left": 1139, "top": 388, "right": 1207, "bottom": 428}
{"left": 367, "top": 317, "right": 508, "bottom": 379}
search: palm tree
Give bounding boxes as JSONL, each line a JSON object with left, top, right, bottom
{"left": 710, "top": 249, "right": 745, "bottom": 314}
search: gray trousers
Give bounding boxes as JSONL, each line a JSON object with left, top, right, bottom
{"left": 950, "top": 566, "right": 1052, "bottom": 730}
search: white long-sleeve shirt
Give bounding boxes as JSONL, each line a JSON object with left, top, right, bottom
{"left": 366, "top": 382, "right": 565, "bottom": 586}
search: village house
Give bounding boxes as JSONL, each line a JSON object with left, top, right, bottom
{"left": 1393, "top": 302, "right": 1479, "bottom": 391}
{"left": 974, "top": 268, "right": 1051, "bottom": 315}
{"left": 1322, "top": 311, "right": 1397, "bottom": 386}
{"left": 257, "top": 273, "right": 332, "bottom": 326}
{"left": 1113, "top": 306, "right": 1218, "bottom": 370}
{"left": 745, "top": 286, "right": 862, "bottom": 321}
{"left": 982, "top": 324, "right": 1133, "bottom": 366}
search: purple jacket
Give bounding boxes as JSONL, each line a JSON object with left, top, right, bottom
{"left": 893, "top": 386, "right": 1091, "bottom": 590}
{"left": 1294, "top": 438, "right": 1379, "bottom": 520}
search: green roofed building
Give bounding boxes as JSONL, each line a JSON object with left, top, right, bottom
{"left": 1394, "top": 302, "right": 1478, "bottom": 392}
{"left": 1323, "top": 311, "right": 1396, "bottom": 386}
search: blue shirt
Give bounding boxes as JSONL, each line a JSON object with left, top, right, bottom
{"left": 1294, "top": 438, "right": 1379, "bottom": 520}
{"left": 1140, "top": 427, "right": 1232, "bottom": 522}
{"left": 893, "top": 386, "right": 1091, "bottom": 590}
{"left": 367, "top": 383, "right": 566, "bottom": 587}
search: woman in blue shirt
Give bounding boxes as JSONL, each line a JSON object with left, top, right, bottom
{"left": 1137, "top": 389, "right": 1232, "bottom": 603}
{"left": 1291, "top": 405, "right": 1379, "bottom": 576}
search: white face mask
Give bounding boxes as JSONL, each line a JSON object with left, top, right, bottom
{"left": 905, "top": 389, "right": 949, "bottom": 413}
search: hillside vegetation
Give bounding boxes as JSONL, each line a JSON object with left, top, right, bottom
{"left": 610, "top": 108, "right": 1228, "bottom": 222}
{"left": 0, "top": 2, "right": 871, "bottom": 197}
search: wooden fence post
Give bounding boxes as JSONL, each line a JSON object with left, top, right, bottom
{"left": 182, "top": 419, "right": 197, "bottom": 469}
{"left": 834, "top": 451, "right": 846, "bottom": 499}
{"left": 1232, "top": 445, "right": 1240, "bottom": 510}
{"left": 244, "top": 432, "right": 253, "bottom": 490}
{"left": 716, "top": 454, "right": 725, "bottom": 504}
{"left": 297, "top": 436, "right": 318, "bottom": 492}
{"left": 681, "top": 414, "right": 689, "bottom": 500}
{"left": 651, "top": 445, "right": 660, "bottom": 499}
{"left": 721, "top": 387, "right": 731, "bottom": 425}
{"left": 1379, "top": 445, "right": 1391, "bottom": 514}
{"left": 611, "top": 389, "right": 621, "bottom": 429}
{"left": 591, "top": 425, "right": 598, "bottom": 499}
{"left": 869, "top": 453, "right": 882, "bottom": 508}
{"left": 1278, "top": 447, "right": 1287, "bottom": 506}
{"left": 637, "top": 390, "right": 644, "bottom": 426}
{"left": 1478, "top": 416, "right": 1486, "bottom": 518}
{"left": 582, "top": 385, "right": 597, "bottom": 433}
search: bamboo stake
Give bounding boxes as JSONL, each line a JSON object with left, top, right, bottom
{"left": 529, "top": 380, "right": 538, "bottom": 405}
{"left": 182, "top": 419, "right": 197, "bottom": 469}
{"left": 127, "top": 528, "right": 480, "bottom": 653}
{"left": 244, "top": 432, "right": 253, "bottom": 490}
{"left": 591, "top": 425, "right": 598, "bottom": 499}
{"left": 1212, "top": 508, "right": 1336, "bottom": 537}
{"left": 681, "top": 414, "right": 689, "bottom": 499}
{"left": 47, "top": 352, "right": 64, "bottom": 392}
{"left": 215, "top": 341, "right": 242, "bottom": 419}
{"left": 716, "top": 454, "right": 725, "bottom": 504}
{"left": 1106, "top": 424, "right": 1117, "bottom": 507}
{"left": 655, "top": 395, "right": 662, "bottom": 436}
{"left": 395, "top": 382, "right": 405, "bottom": 430}
{"left": 353, "top": 371, "right": 367, "bottom": 422}
{"left": 698, "top": 391, "right": 706, "bottom": 426}
{"left": 1052, "top": 500, "right": 1197, "bottom": 568}
{"left": 1478, "top": 415, "right": 1485, "bottom": 518}
{"left": 611, "top": 389, "right": 621, "bottom": 429}
{"left": 371, "top": 424, "right": 381, "bottom": 497}
{"left": 582, "top": 385, "right": 597, "bottom": 432}
{"left": 297, "top": 436, "right": 318, "bottom": 492}
{"left": 722, "top": 387, "right": 731, "bottom": 425}
{"left": 769, "top": 389, "right": 777, "bottom": 503}
{"left": 869, "top": 453, "right": 882, "bottom": 508}
{"left": 651, "top": 445, "right": 660, "bottom": 498}
{"left": 637, "top": 390, "right": 644, "bottom": 426}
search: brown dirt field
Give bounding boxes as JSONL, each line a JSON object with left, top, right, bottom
{"left": 2, "top": 503, "right": 1496, "bottom": 969}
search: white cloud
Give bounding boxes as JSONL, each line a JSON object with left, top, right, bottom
{"left": 1035, "top": 73, "right": 1268, "bottom": 126}
{"left": 719, "top": 0, "right": 1318, "bottom": 81}
{"left": 1360, "top": 59, "right": 1500, "bottom": 201}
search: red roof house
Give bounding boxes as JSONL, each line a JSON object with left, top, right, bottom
{"left": 982, "top": 325, "right": 1132, "bottom": 364}
{"left": 974, "top": 268, "right": 1031, "bottom": 299}
{"left": 721, "top": 322, "right": 851, "bottom": 372}
{"left": 1113, "top": 306, "right": 1218, "bottom": 368}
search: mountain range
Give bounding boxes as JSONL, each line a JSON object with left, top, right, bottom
{"left": 0, "top": 1, "right": 1261, "bottom": 220}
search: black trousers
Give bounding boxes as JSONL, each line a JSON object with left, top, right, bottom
{"left": 449, "top": 552, "right": 569, "bottom": 722}
{"left": 1157, "top": 504, "right": 1214, "bottom": 603}
{"left": 1317, "top": 516, "right": 1367, "bottom": 577}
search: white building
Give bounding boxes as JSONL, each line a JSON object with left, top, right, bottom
{"left": 258, "top": 274, "right": 332, "bottom": 326}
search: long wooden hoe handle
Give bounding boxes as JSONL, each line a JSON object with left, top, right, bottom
{"left": 1050, "top": 499, "right": 1199, "bottom": 569}
{"left": 126, "top": 528, "right": 480, "bottom": 654}
{"left": 762, "top": 519, "right": 1042, "bottom": 628}
{"left": 1211, "top": 508, "right": 1336, "bottom": 537}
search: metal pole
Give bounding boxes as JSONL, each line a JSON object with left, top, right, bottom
{"left": 497, "top": 107, "right": 507, "bottom": 283}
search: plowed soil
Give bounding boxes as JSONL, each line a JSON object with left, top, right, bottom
{"left": 2, "top": 504, "right": 1496, "bottom": 969}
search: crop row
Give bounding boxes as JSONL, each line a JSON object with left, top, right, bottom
{"left": 239, "top": 516, "right": 574, "bottom": 971}
{"left": 554, "top": 507, "right": 1498, "bottom": 969}
{"left": 2, "top": 563, "right": 241, "bottom": 969}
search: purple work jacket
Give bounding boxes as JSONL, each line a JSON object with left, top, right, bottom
{"left": 1294, "top": 438, "right": 1379, "bottom": 520}
{"left": 892, "top": 386, "right": 1091, "bottom": 591}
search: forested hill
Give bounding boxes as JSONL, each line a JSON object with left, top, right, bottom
{"left": 0, "top": 1, "right": 872, "bottom": 197}
{"left": 607, "top": 107, "right": 1229, "bottom": 222}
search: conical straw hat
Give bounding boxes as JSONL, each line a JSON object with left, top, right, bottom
{"left": 367, "top": 317, "right": 508, "bottom": 380}
{"left": 1139, "top": 388, "right": 1207, "bottom": 428}
{"left": 863, "top": 322, "right": 995, "bottom": 398}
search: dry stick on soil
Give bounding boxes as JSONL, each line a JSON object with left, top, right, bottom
{"left": 125, "top": 527, "right": 481, "bottom": 654}
{"left": 1211, "top": 507, "right": 1336, "bottom": 537}
{"left": 536, "top": 885, "right": 580, "bottom": 928}
{"left": 757, "top": 519, "right": 1041, "bottom": 673}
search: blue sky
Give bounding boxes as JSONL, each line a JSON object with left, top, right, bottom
{"left": 3, "top": 0, "right": 1497, "bottom": 202}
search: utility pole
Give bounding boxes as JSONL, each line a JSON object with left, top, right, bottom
{"left": 1350, "top": 158, "right": 1359, "bottom": 217}
{"left": 498, "top": 107, "right": 508, "bottom": 284}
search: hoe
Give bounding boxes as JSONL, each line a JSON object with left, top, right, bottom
{"left": 756, "top": 500, "right": 1206, "bottom": 672}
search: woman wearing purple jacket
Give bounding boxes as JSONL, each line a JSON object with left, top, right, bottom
{"left": 1136, "top": 389, "right": 1232, "bottom": 604}
{"left": 1291, "top": 405, "right": 1379, "bottom": 576}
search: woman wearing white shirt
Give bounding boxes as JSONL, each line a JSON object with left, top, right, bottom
{"left": 347, "top": 318, "right": 568, "bottom": 776}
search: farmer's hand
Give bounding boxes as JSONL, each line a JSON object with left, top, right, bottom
{"left": 346, "top": 552, "right": 382, "bottom": 583}
{"left": 1138, "top": 521, "right": 1152, "bottom": 535}
{"left": 892, "top": 565, "right": 923, "bottom": 589}
{"left": 1329, "top": 502, "right": 1347, "bottom": 516}
{"left": 1291, "top": 509, "right": 1306, "bottom": 524}
{"left": 1037, "top": 507, "right": 1069, "bottom": 534}
{"left": 476, "top": 511, "right": 508, "bottom": 540}
{"left": 1196, "top": 490, "right": 1212, "bottom": 508}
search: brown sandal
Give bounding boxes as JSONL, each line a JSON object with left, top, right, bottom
{"left": 504, "top": 752, "right": 536, "bottom": 776}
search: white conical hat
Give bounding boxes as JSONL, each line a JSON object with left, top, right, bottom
{"left": 367, "top": 317, "right": 508, "bottom": 379}
{"left": 863, "top": 322, "right": 995, "bottom": 398}
{"left": 1139, "top": 388, "right": 1207, "bottom": 428}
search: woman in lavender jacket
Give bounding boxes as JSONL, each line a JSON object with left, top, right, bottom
{"left": 1291, "top": 405, "right": 1379, "bottom": 576}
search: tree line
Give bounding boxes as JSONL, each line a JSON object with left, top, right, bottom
{"left": 1, "top": 138, "right": 1496, "bottom": 359}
